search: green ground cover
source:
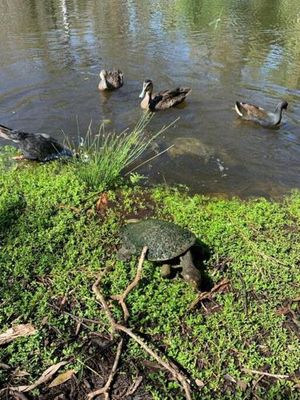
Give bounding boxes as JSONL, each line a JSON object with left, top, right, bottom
{"left": 0, "top": 147, "right": 299, "bottom": 399}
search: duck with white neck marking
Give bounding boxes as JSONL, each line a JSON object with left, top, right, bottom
{"left": 139, "top": 79, "right": 191, "bottom": 111}
{"left": 234, "top": 100, "right": 288, "bottom": 128}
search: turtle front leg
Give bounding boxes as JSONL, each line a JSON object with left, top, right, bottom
{"left": 180, "top": 250, "right": 201, "bottom": 289}
{"left": 160, "top": 264, "right": 172, "bottom": 278}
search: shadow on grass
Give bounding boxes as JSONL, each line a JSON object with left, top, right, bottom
{"left": 0, "top": 192, "right": 26, "bottom": 238}
{"left": 192, "top": 239, "right": 213, "bottom": 291}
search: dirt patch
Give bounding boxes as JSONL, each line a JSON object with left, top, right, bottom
{"left": 95, "top": 190, "right": 158, "bottom": 223}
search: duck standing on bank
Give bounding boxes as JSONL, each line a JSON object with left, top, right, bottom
{"left": 0, "top": 124, "right": 73, "bottom": 161}
{"left": 139, "top": 79, "right": 191, "bottom": 111}
{"left": 234, "top": 100, "right": 288, "bottom": 128}
{"left": 98, "top": 69, "right": 124, "bottom": 91}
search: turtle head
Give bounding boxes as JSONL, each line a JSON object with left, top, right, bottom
{"left": 180, "top": 250, "right": 201, "bottom": 290}
{"left": 117, "top": 245, "right": 133, "bottom": 261}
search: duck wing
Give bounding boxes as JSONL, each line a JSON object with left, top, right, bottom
{"left": 22, "top": 133, "right": 72, "bottom": 161}
{"left": 0, "top": 124, "right": 72, "bottom": 161}
{"left": 106, "top": 70, "right": 124, "bottom": 88}
{"left": 235, "top": 101, "right": 268, "bottom": 120}
{"left": 152, "top": 87, "right": 191, "bottom": 110}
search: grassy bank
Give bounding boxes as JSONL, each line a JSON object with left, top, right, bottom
{"left": 0, "top": 148, "right": 299, "bottom": 399}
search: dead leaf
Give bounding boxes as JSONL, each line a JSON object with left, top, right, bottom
{"left": 277, "top": 306, "right": 290, "bottom": 316}
{"left": 0, "top": 324, "right": 37, "bottom": 345}
{"left": 224, "top": 374, "right": 236, "bottom": 383}
{"left": 11, "top": 361, "right": 67, "bottom": 392}
{"left": 0, "top": 363, "right": 10, "bottom": 370}
{"left": 195, "top": 378, "right": 205, "bottom": 388}
{"left": 236, "top": 380, "right": 248, "bottom": 391}
{"left": 96, "top": 193, "right": 109, "bottom": 213}
{"left": 13, "top": 369, "right": 30, "bottom": 378}
{"left": 48, "top": 369, "right": 75, "bottom": 388}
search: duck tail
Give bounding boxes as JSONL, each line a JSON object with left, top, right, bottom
{"left": 0, "top": 124, "right": 13, "bottom": 139}
{"left": 175, "top": 87, "right": 191, "bottom": 97}
{"left": 0, "top": 124, "right": 12, "bottom": 132}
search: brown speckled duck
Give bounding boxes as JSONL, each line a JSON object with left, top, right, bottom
{"left": 139, "top": 79, "right": 191, "bottom": 111}
{"left": 0, "top": 124, "right": 73, "bottom": 161}
{"left": 234, "top": 100, "right": 288, "bottom": 128}
{"left": 98, "top": 69, "right": 124, "bottom": 91}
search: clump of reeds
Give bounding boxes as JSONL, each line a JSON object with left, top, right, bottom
{"left": 72, "top": 113, "right": 173, "bottom": 191}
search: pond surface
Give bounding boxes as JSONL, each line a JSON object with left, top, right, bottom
{"left": 0, "top": 0, "right": 300, "bottom": 198}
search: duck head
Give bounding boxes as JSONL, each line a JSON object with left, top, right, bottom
{"left": 139, "top": 79, "right": 153, "bottom": 99}
{"left": 278, "top": 100, "right": 288, "bottom": 111}
{"left": 99, "top": 69, "right": 107, "bottom": 81}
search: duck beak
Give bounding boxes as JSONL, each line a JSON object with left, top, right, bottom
{"left": 139, "top": 86, "right": 146, "bottom": 99}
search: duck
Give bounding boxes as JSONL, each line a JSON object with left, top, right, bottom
{"left": 98, "top": 69, "right": 124, "bottom": 91}
{"left": 0, "top": 124, "right": 73, "bottom": 161}
{"left": 139, "top": 79, "right": 191, "bottom": 111}
{"left": 234, "top": 100, "right": 288, "bottom": 128}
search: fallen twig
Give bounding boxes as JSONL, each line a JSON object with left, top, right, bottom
{"left": 189, "top": 278, "right": 230, "bottom": 310}
{"left": 87, "top": 339, "right": 124, "bottom": 400}
{"left": 113, "top": 323, "right": 193, "bottom": 399}
{"left": 242, "top": 367, "right": 290, "bottom": 380}
{"left": 91, "top": 246, "right": 194, "bottom": 400}
{"left": 0, "top": 324, "right": 37, "bottom": 346}
{"left": 124, "top": 375, "right": 143, "bottom": 397}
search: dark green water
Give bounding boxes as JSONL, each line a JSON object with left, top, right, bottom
{"left": 0, "top": 0, "right": 300, "bottom": 197}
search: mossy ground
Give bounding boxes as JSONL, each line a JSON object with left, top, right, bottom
{"left": 0, "top": 147, "right": 299, "bottom": 399}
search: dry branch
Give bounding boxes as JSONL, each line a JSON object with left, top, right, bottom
{"left": 91, "top": 246, "right": 194, "bottom": 400}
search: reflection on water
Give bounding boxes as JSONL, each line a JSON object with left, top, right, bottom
{"left": 0, "top": 0, "right": 300, "bottom": 198}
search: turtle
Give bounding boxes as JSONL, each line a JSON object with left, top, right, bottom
{"left": 118, "top": 219, "right": 201, "bottom": 289}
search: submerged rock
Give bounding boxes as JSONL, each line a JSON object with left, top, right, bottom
{"left": 168, "top": 137, "right": 234, "bottom": 170}
{"left": 168, "top": 137, "right": 216, "bottom": 163}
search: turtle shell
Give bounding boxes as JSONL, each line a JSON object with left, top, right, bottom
{"left": 120, "top": 219, "right": 196, "bottom": 261}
